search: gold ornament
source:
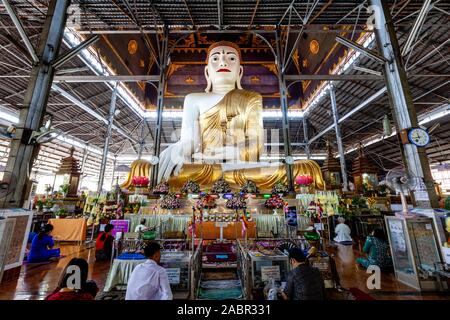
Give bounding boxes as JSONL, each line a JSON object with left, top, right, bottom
{"left": 128, "top": 39, "right": 138, "bottom": 55}
{"left": 250, "top": 75, "right": 260, "bottom": 84}
{"left": 184, "top": 76, "right": 195, "bottom": 84}
{"left": 309, "top": 39, "right": 320, "bottom": 55}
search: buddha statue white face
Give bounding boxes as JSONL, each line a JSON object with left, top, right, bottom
{"left": 205, "top": 44, "right": 243, "bottom": 93}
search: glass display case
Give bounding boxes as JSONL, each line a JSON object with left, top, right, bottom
{"left": 385, "top": 215, "right": 443, "bottom": 290}
{"left": 237, "top": 239, "right": 292, "bottom": 299}
{"left": 107, "top": 238, "right": 202, "bottom": 298}
{"left": 411, "top": 208, "right": 450, "bottom": 264}
{"left": 160, "top": 239, "right": 203, "bottom": 298}
{"left": 160, "top": 251, "right": 191, "bottom": 291}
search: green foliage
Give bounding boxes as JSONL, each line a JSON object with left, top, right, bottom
{"left": 445, "top": 196, "right": 450, "bottom": 211}
{"left": 44, "top": 198, "right": 54, "bottom": 208}
{"left": 59, "top": 184, "right": 69, "bottom": 194}
{"left": 57, "top": 208, "right": 68, "bottom": 217}
{"left": 337, "top": 205, "right": 354, "bottom": 218}
{"left": 352, "top": 196, "right": 367, "bottom": 208}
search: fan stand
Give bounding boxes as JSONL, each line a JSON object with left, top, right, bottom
{"left": 400, "top": 191, "right": 409, "bottom": 215}
{"left": 396, "top": 191, "right": 415, "bottom": 217}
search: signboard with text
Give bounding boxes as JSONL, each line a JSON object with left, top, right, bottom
{"left": 261, "top": 265, "right": 281, "bottom": 282}
{"left": 110, "top": 220, "right": 130, "bottom": 238}
{"left": 166, "top": 268, "right": 181, "bottom": 284}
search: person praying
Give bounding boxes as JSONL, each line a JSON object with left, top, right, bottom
{"left": 27, "top": 224, "right": 60, "bottom": 263}
{"left": 125, "top": 242, "right": 173, "bottom": 300}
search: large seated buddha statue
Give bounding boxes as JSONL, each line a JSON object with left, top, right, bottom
{"left": 122, "top": 41, "right": 324, "bottom": 190}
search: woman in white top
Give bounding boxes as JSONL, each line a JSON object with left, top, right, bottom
{"left": 334, "top": 217, "right": 353, "bottom": 243}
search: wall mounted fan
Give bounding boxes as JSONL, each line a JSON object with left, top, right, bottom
{"left": 0, "top": 125, "right": 16, "bottom": 139}
{"left": 28, "top": 119, "right": 62, "bottom": 144}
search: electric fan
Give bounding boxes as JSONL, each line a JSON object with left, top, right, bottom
{"left": 28, "top": 119, "right": 61, "bottom": 144}
{"left": 384, "top": 168, "right": 421, "bottom": 215}
{"left": 0, "top": 125, "right": 16, "bottom": 139}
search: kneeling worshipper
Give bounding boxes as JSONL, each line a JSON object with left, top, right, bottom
{"left": 134, "top": 218, "right": 149, "bottom": 233}
{"left": 27, "top": 224, "right": 60, "bottom": 263}
{"left": 95, "top": 223, "right": 115, "bottom": 261}
{"left": 45, "top": 258, "right": 99, "bottom": 300}
{"left": 125, "top": 242, "right": 173, "bottom": 300}
{"left": 356, "top": 228, "right": 393, "bottom": 271}
{"left": 333, "top": 217, "right": 353, "bottom": 243}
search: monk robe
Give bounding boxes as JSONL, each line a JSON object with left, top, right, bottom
{"left": 121, "top": 89, "right": 325, "bottom": 190}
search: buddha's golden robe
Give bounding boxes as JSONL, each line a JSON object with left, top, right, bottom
{"left": 121, "top": 89, "right": 325, "bottom": 190}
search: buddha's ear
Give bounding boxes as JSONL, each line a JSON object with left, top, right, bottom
{"left": 236, "top": 65, "right": 243, "bottom": 90}
{"left": 204, "top": 66, "right": 212, "bottom": 92}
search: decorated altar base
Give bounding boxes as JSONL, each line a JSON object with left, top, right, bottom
{"left": 125, "top": 214, "right": 189, "bottom": 238}
{"left": 124, "top": 213, "right": 312, "bottom": 240}
{"left": 121, "top": 192, "right": 337, "bottom": 239}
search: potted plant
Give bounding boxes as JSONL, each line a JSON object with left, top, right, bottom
{"left": 56, "top": 208, "right": 68, "bottom": 219}
{"left": 59, "top": 184, "right": 69, "bottom": 198}
{"left": 36, "top": 198, "right": 44, "bottom": 211}
{"left": 44, "top": 198, "right": 55, "bottom": 211}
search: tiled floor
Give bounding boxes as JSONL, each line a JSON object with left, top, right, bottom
{"left": 0, "top": 242, "right": 449, "bottom": 300}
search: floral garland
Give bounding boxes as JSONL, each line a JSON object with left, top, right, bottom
{"left": 181, "top": 180, "right": 200, "bottom": 194}
{"left": 240, "top": 180, "right": 259, "bottom": 194}
{"left": 160, "top": 192, "right": 182, "bottom": 209}
{"left": 226, "top": 193, "right": 247, "bottom": 209}
{"left": 199, "top": 193, "right": 217, "bottom": 209}
{"left": 153, "top": 181, "right": 169, "bottom": 195}
{"left": 271, "top": 181, "right": 289, "bottom": 195}
{"left": 264, "top": 195, "right": 285, "bottom": 209}
{"left": 211, "top": 178, "right": 231, "bottom": 194}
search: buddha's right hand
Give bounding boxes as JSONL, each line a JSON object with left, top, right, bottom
{"left": 158, "top": 143, "right": 185, "bottom": 182}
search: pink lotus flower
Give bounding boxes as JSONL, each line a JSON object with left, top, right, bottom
{"left": 132, "top": 176, "right": 149, "bottom": 187}
{"left": 295, "top": 175, "right": 313, "bottom": 186}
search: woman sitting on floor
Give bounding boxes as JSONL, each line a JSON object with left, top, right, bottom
{"left": 95, "top": 224, "right": 114, "bottom": 261}
{"left": 27, "top": 224, "right": 60, "bottom": 263}
{"left": 45, "top": 258, "right": 98, "bottom": 300}
{"left": 356, "top": 228, "right": 393, "bottom": 271}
